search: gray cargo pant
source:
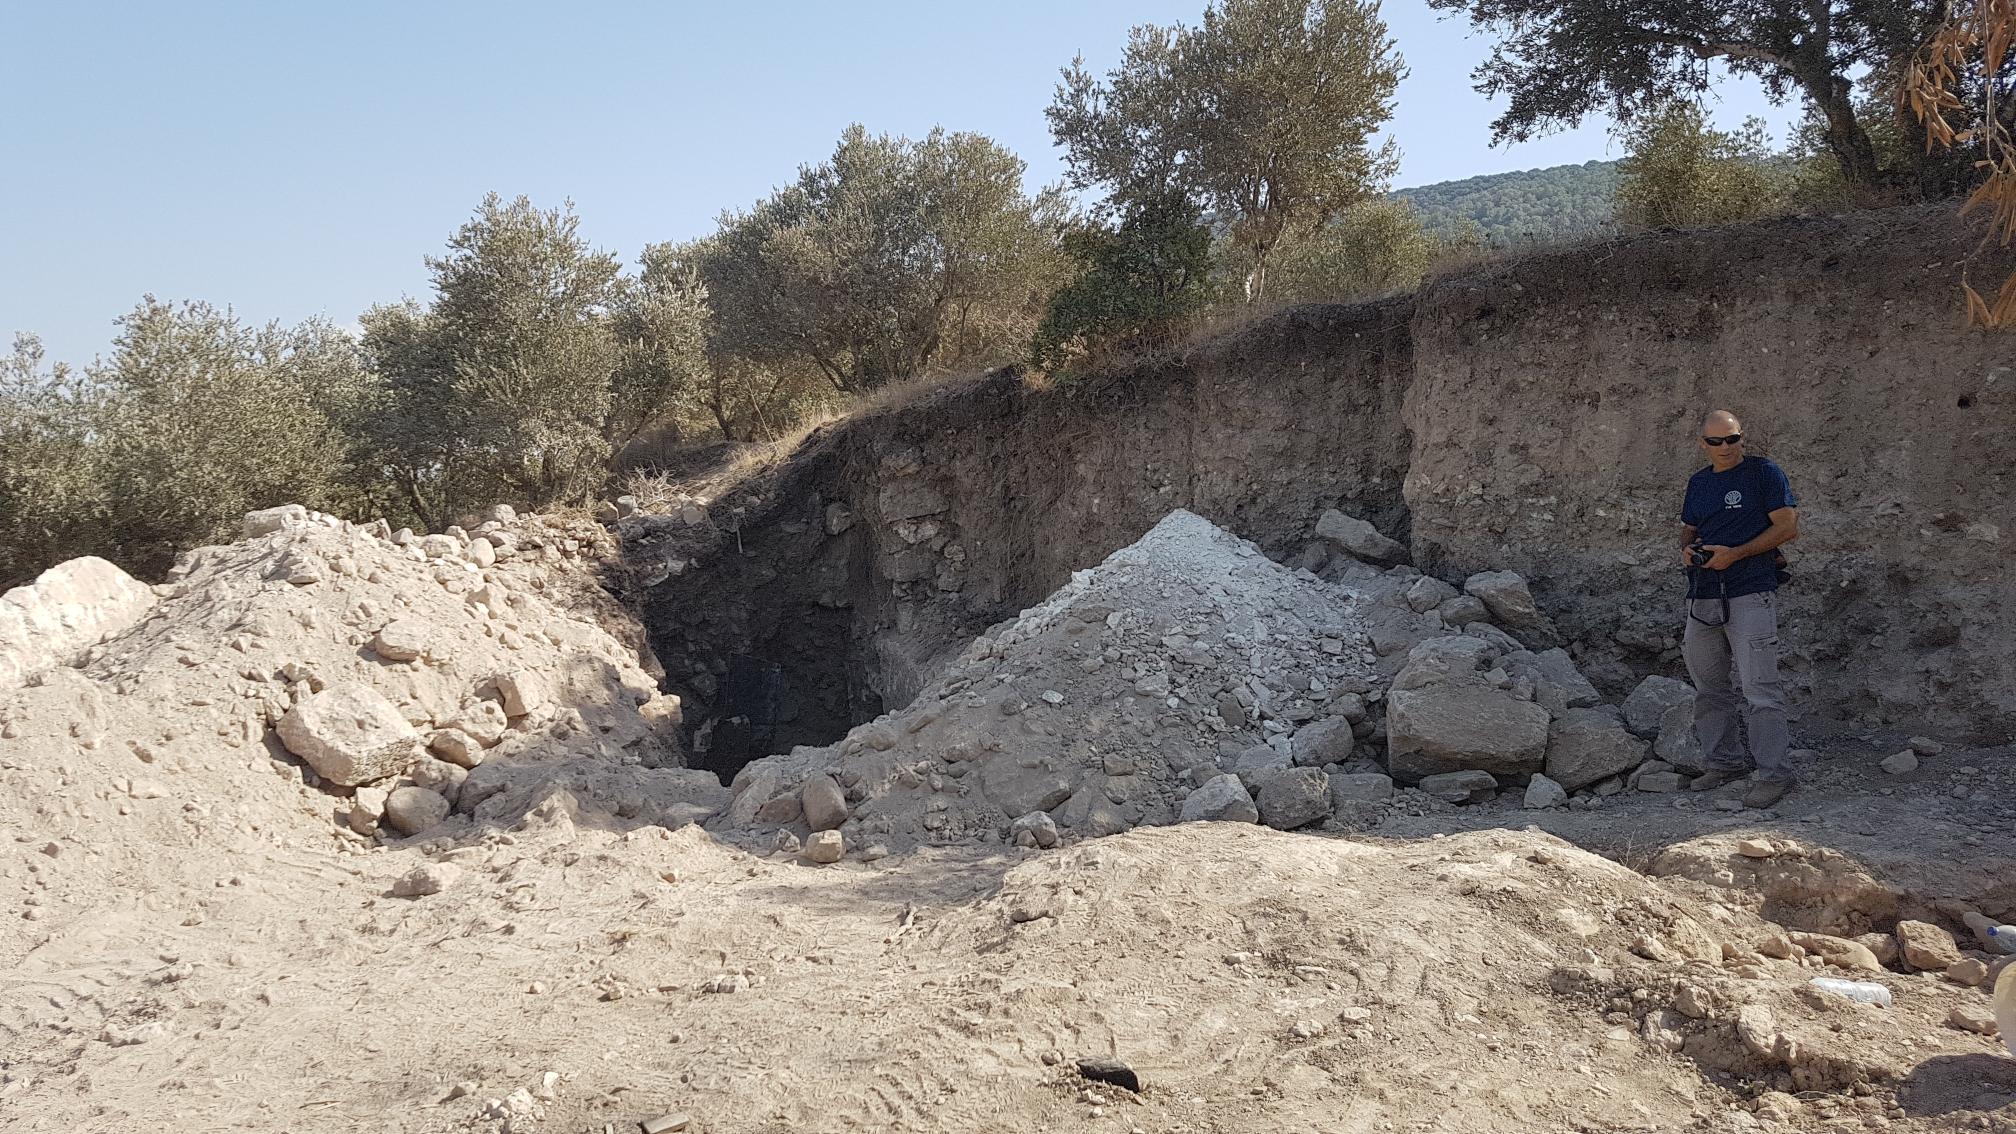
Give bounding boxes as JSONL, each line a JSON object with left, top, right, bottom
{"left": 1681, "top": 591, "right": 1795, "bottom": 783}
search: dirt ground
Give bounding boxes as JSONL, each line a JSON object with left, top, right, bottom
{"left": 4, "top": 736, "right": 2010, "bottom": 1134}
{"left": 4, "top": 507, "right": 2012, "bottom": 1134}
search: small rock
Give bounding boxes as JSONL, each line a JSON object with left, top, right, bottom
{"left": 429, "top": 728, "right": 486, "bottom": 769}
{"left": 1329, "top": 772, "right": 1394, "bottom": 803}
{"left": 1404, "top": 575, "right": 1459, "bottom": 613}
{"left": 641, "top": 1115, "right": 692, "bottom": 1134}
{"left": 243, "top": 504, "right": 308, "bottom": 537}
{"left": 1735, "top": 1004, "right": 1782, "bottom": 1059}
{"left": 391, "top": 862, "right": 463, "bottom": 898}
{"left": 804, "top": 830, "right": 844, "bottom": 864}
{"left": 1011, "top": 811, "right": 1061, "bottom": 849}
{"left": 383, "top": 786, "right": 449, "bottom": 836}
{"left": 1436, "top": 594, "right": 1489, "bottom": 627}
{"left": 495, "top": 671, "right": 550, "bottom": 718}
{"left": 373, "top": 620, "right": 430, "bottom": 662}
{"left": 348, "top": 786, "right": 389, "bottom": 834}
{"left": 277, "top": 683, "right": 421, "bottom": 787}
{"left": 1879, "top": 750, "right": 1918, "bottom": 775}
{"left": 1180, "top": 774, "right": 1260, "bottom": 823}
{"left": 1462, "top": 570, "right": 1545, "bottom": 629}
{"left": 1522, "top": 773, "right": 1567, "bottom": 809}
{"left": 1636, "top": 771, "right": 1688, "bottom": 793}
{"left": 1945, "top": 957, "right": 1989, "bottom": 987}
{"left": 1290, "top": 1019, "right": 1325, "bottom": 1039}
{"left": 800, "top": 775, "right": 849, "bottom": 832}
{"left": 1949, "top": 1003, "right": 1998, "bottom": 1036}
{"left": 1736, "top": 838, "right": 1776, "bottom": 858}
{"left": 1895, "top": 920, "right": 1964, "bottom": 972}
{"left": 1416, "top": 769, "right": 1498, "bottom": 804}
{"left": 1254, "top": 767, "right": 1333, "bottom": 830}
{"left": 1908, "top": 736, "right": 1945, "bottom": 756}
{"left": 1621, "top": 675, "right": 1694, "bottom": 738}
{"left": 1788, "top": 931, "right": 1882, "bottom": 972}
{"left": 1314, "top": 509, "right": 1404, "bottom": 563}
{"left": 1076, "top": 1058, "right": 1140, "bottom": 1093}
{"left": 445, "top": 701, "right": 509, "bottom": 747}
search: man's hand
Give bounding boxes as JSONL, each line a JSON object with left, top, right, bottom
{"left": 1700, "top": 545, "right": 1741, "bottom": 571}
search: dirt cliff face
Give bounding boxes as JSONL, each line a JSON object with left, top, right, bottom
{"left": 634, "top": 205, "right": 2016, "bottom": 762}
{"left": 1406, "top": 208, "right": 2016, "bottom": 735}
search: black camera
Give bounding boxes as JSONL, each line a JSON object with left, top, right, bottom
{"left": 1687, "top": 542, "right": 1712, "bottom": 568}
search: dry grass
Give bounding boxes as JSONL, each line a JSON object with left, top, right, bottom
{"left": 617, "top": 366, "right": 1009, "bottom": 511}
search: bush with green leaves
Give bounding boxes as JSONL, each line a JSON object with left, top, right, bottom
{"left": 1, "top": 303, "right": 376, "bottom": 586}
{"left": 1030, "top": 193, "right": 1218, "bottom": 372}
{"left": 1614, "top": 104, "right": 1789, "bottom": 228}
{"left": 1261, "top": 198, "right": 1438, "bottom": 302}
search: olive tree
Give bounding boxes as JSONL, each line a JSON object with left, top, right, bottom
{"left": 1047, "top": 0, "right": 1405, "bottom": 300}
{"left": 1424, "top": 0, "right": 1940, "bottom": 188}
{"left": 698, "top": 126, "right": 1067, "bottom": 394}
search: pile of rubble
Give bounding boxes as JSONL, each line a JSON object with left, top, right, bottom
{"left": 708, "top": 506, "right": 1792, "bottom": 861}
{"left": 0, "top": 501, "right": 723, "bottom": 900}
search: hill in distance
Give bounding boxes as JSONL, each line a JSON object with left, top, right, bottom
{"left": 1395, "top": 159, "right": 1620, "bottom": 244}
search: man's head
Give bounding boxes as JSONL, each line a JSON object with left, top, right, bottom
{"left": 1698, "top": 410, "right": 1746, "bottom": 470}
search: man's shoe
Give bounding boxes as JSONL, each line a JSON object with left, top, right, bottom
{"left": 1689, "top": 768, "right": 1748, "bottom": 792}
{"left": 1742, "top": 779, "right": 1794, "bottom": 809}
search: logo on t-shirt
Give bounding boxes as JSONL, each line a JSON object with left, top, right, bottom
{"left": 1723, "top": 490, "right": 1744, "bottom": 508}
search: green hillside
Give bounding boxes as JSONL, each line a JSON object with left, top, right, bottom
{"left": 1395, "top": 160, "right": 1620, "bottom": 243}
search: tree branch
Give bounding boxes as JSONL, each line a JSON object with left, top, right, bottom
{"left": 1631, "top": 30, "right": 1794, "bottom": 70}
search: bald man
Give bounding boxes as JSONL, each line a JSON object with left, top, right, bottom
{"left": 1679, "top": 411, "right": 1802, "bottom": 808}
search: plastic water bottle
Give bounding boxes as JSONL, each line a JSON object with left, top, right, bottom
{"left": 1964, "top": 912, "right": 2016, "bottom": 954}
{"left": 1808, "top": 977, "right": 1893, "bottom": 1007}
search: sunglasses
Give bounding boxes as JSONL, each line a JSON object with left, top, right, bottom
{"left": 1702, "top": 433, "right": 1743, "bottom": 447}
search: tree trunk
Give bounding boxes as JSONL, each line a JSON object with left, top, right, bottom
{"left": 1809, "top": 73, "right": 1881, "bottom": 187}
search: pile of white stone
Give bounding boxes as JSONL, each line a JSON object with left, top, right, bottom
{"left": 713, "top": 505, "right": 1753, "bottom": 861}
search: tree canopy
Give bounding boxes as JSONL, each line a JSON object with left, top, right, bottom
{"left": 1424, "top": 0, "right": 1940, "bottom": 187}
{"left": 1048, "top": 0, "right": 1405, "bottom": 300}
{"left": 694, "top": 125, "right": 1067, "bottom": 395}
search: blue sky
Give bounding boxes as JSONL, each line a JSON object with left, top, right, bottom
{"left": 0, "top": 1, "right": 1800, "bottom": 368}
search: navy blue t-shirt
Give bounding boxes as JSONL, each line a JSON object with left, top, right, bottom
{"left": 1682, "top": 456, "right": 1797, "bottom": 598}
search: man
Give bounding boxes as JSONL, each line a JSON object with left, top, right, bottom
{"left": 1679, "top": 410, "right": 1801, "bottom": 808}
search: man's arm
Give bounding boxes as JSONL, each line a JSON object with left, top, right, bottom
{"left": 1679, "top": 523, "right": 1699, "bottom": 568}
{"left": 1702, "top": 507, "right": 1798, "bottom": 570}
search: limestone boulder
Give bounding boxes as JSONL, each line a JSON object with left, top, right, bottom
{"left": 1545, "top": 708, "right": 1649, "bottom": 791}
{"left": 0, "top": 556, "right": 157, "bottom": 688}
{"left": 800, "top": 774, "right": 849, "bottom": 832}
{"left": 277, "top": 683, "right": 421, "bottom": 787}
{"left": 1895, "top": 920, "right": 1964, "bottom": 972}
{"left": 1622, "top": 675, "right": 1694, "bottom": 738}
{"left": 1180, "top": 774, "right": 1259, "bottom": 823}
{"left": 242, "top": 504, "right": 309, "bottom": 537}
{"left": 1253, "top": 768, "right": 1333, "bottom": 830}
{"left": 384, "top": 786, "right": 451, "bottom": 836}
{"left": 1652, "top": 702, "right": 1706, "bottom": 772}
{"left": 1386, "top": 685, "right": 1550, "bottom": 781}
{"left": 1290, "top": 718, "right": 1355, "bottom": 767}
